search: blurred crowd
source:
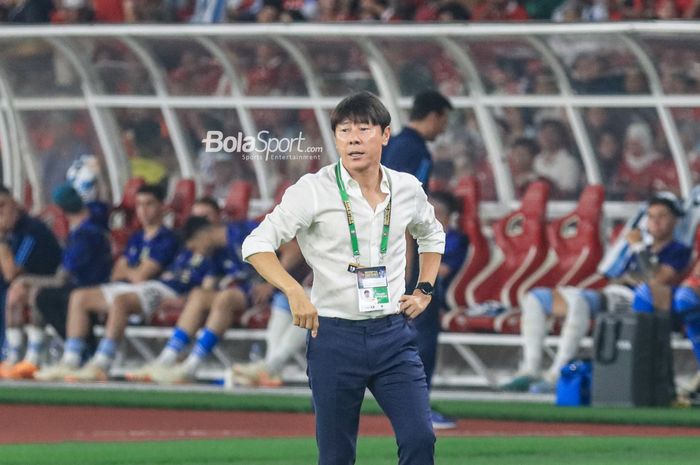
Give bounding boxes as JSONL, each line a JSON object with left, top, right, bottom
{"left": 4, "top": 0, "right": 700, "bottom": 24}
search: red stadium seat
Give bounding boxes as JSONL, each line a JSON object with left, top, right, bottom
{"left": 446, "top": 176, "right": 490, "bottom": 310}
{"left": 224, "top": 180, "right": 253, "bottom": 221}
{"left": 469, "top": 181, "right": 550, "bottom": 308}
{"left": 168, "top": 178, "right": 196, "bottom": 228}
{"left": 525, "top": 184, "right": 605, "bottom": 289}
{"left": 110, "top": 177, "right": 145, "bottom": 257}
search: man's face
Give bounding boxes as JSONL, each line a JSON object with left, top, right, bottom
{"left": 0, "top": 193, "right": 19, "bottom": 234}
{"left": 334, "top": 119, "right": 390, "bottom": 173}
{"left": 186, "top": 228, "right": 215, "bottom": 255}
{"left": 425, "top": 111, "right": 449, "bottom": 141}
{"left": 192, "top": 203, "right": 221, "bottom": 225}
{"left": 135, "top": 193, "right": 163, "bottom": 227}
{"left": 647, "top": 204, "right": 677, "bottom": 241}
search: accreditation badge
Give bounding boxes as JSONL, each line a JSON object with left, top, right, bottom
{"left": 356, "top": 266, "right": 391, "bottom": 313}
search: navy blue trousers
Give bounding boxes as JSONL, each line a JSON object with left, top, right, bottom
{"left": 307, "top": 314, "right": 435, "bottom": 465}
{"left": 412, "top": 297, "right": 440, "bottom": 389}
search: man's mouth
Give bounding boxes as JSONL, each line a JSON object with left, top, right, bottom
{"left": 348, "top": 151, "right": 365, "bottom": 158}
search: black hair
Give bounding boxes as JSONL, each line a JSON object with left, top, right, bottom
{"left": 649, "top": 193, "right": 684, "bottom": 217}
{"left": 409, "top": 90, "right": 453, "bottom": 121}
{"left": 194, "top": 196, "right": 221, "bottom": 214}
{"left": 511, "top": 137, "right": 540, "bottom": 156}
{"left": 430, "top": 190, "right": 460, "bottom": 215}
{"left": 436, "top": 1, "right": 471, "bottom": 20}
{"left": 0, "top": 185, "right": 10, "bottom": 196}
{"left": 330, "top": 91, "right": 391, "bottom": 132}
{"left": 136, "top": 184, "right": 166, "bottom": 203}
{"left": 181, "top": 216, "right": 212, "bottom": 242}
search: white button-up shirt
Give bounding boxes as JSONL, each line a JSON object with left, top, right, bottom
{"left": 242, "top": 162, "right": 446, "bottom": 320}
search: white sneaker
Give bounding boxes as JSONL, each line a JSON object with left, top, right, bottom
{"left": 679, "top": 371, "right": 700, "bottom": 397}
{"left": 231, "top": 361, "right": 267, "bottom": 386}
{"left": 150, "top": 363, "right": 195, "bottom": 385}
{"left": 125, "top": 361, "right": 165, "bottom": 382}
{"left": 65, "top": 361, "right": 108, "bottom": 382}
{"left": 34, "top": 363, "right": 80, "bottom": 382}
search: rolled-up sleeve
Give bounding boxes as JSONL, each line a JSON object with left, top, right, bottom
{"left": 242, "top": 176, "right": 316, "bottom": 262}
{"left": 407, "top": 181, "right": 445, "bottom": 255}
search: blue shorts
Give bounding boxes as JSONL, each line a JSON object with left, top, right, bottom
{"left": 530, "top": 287, "right": 603, "bottom": 316}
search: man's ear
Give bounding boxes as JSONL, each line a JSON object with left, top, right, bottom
{"left": 382, "top": 126, "right": 391, "bottom": 145}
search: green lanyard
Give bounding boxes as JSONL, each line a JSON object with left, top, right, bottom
{"left": 335, "top": 162, "right": 392, "bottom": 265}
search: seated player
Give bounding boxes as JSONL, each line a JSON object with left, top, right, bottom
{"left": 1, "top": 185, "right": 112, "bottom": 379}
{"left": 632, "top": 257, "right": 700, "bottom": 402}
{"left": 35, "top": 184, "right": 180, "bottom": 381}
{"left": 124, "top": 199, "right": 262, "bottom": 384}
{"left": 230, "top": 241, "right": 310, "bottom": 388}
{"left": 503, "top": 193, "right": 690, "bottom": 393}
{"left": 0, "top": 185, "right": 62, "bottom": 371}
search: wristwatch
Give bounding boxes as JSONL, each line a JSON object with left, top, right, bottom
{"left": 415, "top": 282, "right": 434, "bottom": 296}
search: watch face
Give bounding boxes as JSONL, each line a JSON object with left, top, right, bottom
{"left": 417, "top": 282, "right": 433, "bottom": 295}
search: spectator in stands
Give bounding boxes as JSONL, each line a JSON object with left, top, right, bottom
{"left": 624, "top": 68, "right": 649, "bottom": 94}
{"left": 35, "top": 184, "right": 180, "bottom": 381}
{"left": 610, "top": 121, "right": 662, "bottom": 200}
{"left": 40, "top": 115, "right": 92, "bottom": 204}
{"left": 124, "top": 199, "right": 266, "bottom": 384}
{"left": 595, "top": 130, "right": 622, "bottom": 187}
{"left": 0, "top": 185, "right": 62, "bottom": 370}
{"left": 503, "top": 193, "right": 690, "bottom": 393}
{"left": 257, "top": 0, "right": 282, "bottom": 22}
{"left": 436, "top": 1, "right": 471, "bottom": 20}
{"left": 552, "top": 0, "right": 610, "bottom": 22}
{"left": 6, "top": 0, "right": 54, "bottom": 22}
{"left": 472, "top": 0, "right": 529, "bottom": 21}
{"left": 508, "top": 137, "right": 539, "bottom": 198}
{"left": 533, "top": 119, "right": 580, "bottom": 199}
{"left": 382, "top": 89, "right": 455, "bottom": 430}
{"left": 0, "top": 184, "right": 112, "bottom": 380}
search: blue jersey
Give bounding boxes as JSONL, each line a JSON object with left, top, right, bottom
{"left": 625, "top": 240, "right": 690, "bottom": 279}
{"left": 381, "top": 126, "right": 432, "bottom": 191}
{"left": 62, "top": 218, "right": 112, "bottom": 287}
{"left": 123, "top": 226, "right": 179, "bottom": 270}
{"left": 160, "top": 249, "right": 213, "bottom": 295}
{"left": 5, "top": 213, "right": 62, "bottom": 280}
{"left": 211, "top": 220, "right": 259, "bottom": 282}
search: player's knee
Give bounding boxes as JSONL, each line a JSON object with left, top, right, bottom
{"left": 632, "top": 283, "right": 655, "bottom": 313}
{"left": 673, "top": 286, "right": 700, "bottom": 317}
{"left": 525, "top": 288, "right": 552, "bottom": 316}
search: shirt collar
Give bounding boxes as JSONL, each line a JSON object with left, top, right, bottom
{"left": 338, "top": 161, "right": 390, "bottom": 194}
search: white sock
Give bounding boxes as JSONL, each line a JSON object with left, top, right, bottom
{"left": 62, "top": 351, "right": 82, "bottom": 368}
{"left": 5, "top": 328, "right": 24, "bottom": 365}
{"left": 24, "top": 325, "right": 45, "bottom": 366}
{"left": 267, "top": 324, "right": 307, "bottom": 375}
{"left": 156, "top": 347, "right": 179, "bottom": 366}
{"left": 182, "top": 352, "right": 201, "bottom": 375}
{"left": 547, "top": 288, "right": 591, "bottom": 382}
{"left": 264, "top": 308, "right": 293, "bottom": 366}
{"left": 520, "top": 293, "right": 547, "bottom": 377}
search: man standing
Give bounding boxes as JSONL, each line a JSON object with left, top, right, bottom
{"left": 242, "top": 91, "right": 445, "bottom": 464}
{"left": 381, "top": 89, "right": 455, "bottom": 429}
